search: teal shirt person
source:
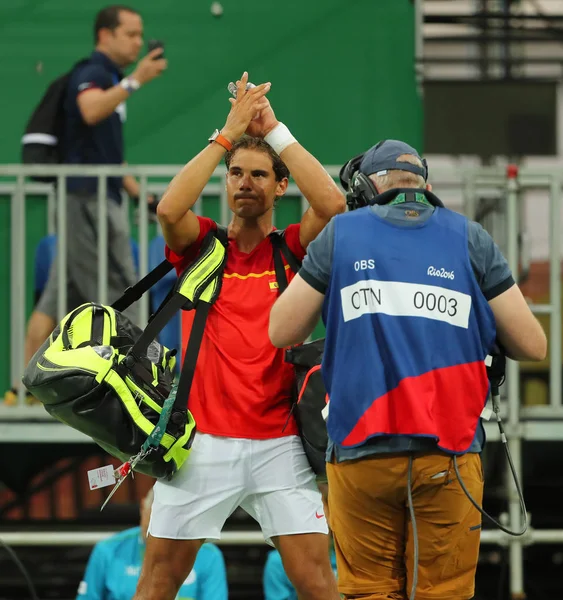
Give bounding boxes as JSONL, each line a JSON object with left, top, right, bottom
{"left": 263, "top": 548, "right": 337, "bottom": 600}
{"left": 76, "top": 527, "right": 227, "bottom": 600}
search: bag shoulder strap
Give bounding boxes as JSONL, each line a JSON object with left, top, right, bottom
{"left": 112, "top": 259, "right": 174, "bottom": 313}
{"left": 269, "top": 229, "right": 302, "bottom": 294}
{"left": 215, "top": 224, "right": 228, "bottom": 245}
{"left": 114, "top": 225, "right": 229, "bottom": 314}
{"left": 125, "top": 227, "right": 229, "bottom": 411}
{"left": 173, "top": 225, "right": 229, "bottom": 411}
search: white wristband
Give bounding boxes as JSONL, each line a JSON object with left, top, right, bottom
{"left": 264, "top": 122, "right": 297, "bottom": 155}
{"left": 120, "top": 77, "right": 141, "bottom": 94}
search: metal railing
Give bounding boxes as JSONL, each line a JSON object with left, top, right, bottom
{"left": 0, "top": 164, "right": 333, "bottom": 407}
{"left": 0, "top": 163, "right": 562, "bottom": 599}
{"left": 2, "top": 527, "right": 563, "bottom": 548}
{"left": 421, "top": 0, "right": 563, "bottom": 80}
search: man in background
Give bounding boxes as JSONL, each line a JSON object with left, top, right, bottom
{"left": 76, "top": 487, "right": 228, "bottom": 600}
{"left": 8, "top": 5, "right": 166, "bottom": 404}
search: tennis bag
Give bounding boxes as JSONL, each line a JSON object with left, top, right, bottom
{"left": 22, "top": 229, "right": 228, "bottom": 479}
{"left": 285, "top": 338, "right": 327, "bottom": 477}
{"left": 270, "top": 235, "right": 329, "bottom": 477}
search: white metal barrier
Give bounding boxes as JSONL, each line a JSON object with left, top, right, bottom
{"left": 0, "top": 163, "right": 562, "bottom": 599}
{"left": 2, "top": 528, "right": 563, "bottom": 548}
{"left": 0, "top": 164, "right": 324, "bottom": 408}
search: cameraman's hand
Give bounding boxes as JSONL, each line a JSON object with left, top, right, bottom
{"left": 131, "top": 48, "right": 167, "bottom": 85}
{"left": 245, "top": 96, "right": 279, "bottom": 138}
{"left": 222, "top": 72, "right": 271, "bottom": 143}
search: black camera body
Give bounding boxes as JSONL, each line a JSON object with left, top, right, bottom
{"left": 486, "top": 342, "right": 507, "bottom": 393}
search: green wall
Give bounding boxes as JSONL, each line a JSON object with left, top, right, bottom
{"left": 0, "top": 0, "right": 422, "bottom": 393}
{"left": 0, "top": 0, "right": 422, "bottom": 164}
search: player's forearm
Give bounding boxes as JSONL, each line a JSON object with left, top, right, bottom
{"left": 157, "top": 143, "right": 227, "bottom": 225}
{"left": 279, "top": 143, "right": 345, "bottom": 219}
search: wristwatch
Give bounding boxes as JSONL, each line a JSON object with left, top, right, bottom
{"left": 208, "top": 129, "right": 233, "bottom": 152}
{"left": 120, "top": 77, "right": 141, "bottom": 95}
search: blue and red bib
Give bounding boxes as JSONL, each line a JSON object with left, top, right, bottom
{"left": 322, "top": 206, "right": 496, "bottom": 455}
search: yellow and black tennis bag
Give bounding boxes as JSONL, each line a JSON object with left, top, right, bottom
{"left": 23, "top": 229, "right": 228, "bottom": 480}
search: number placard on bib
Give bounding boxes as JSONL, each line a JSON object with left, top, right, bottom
{"left": 340, "top": 280, "right": 472, "bottom": 328}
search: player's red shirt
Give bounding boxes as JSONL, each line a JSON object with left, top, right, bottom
{"left": 165, "top": 217, "right": 305, "bottom": 439}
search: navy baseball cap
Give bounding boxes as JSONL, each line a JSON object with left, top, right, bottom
{"left": 359, "top": 140, "right": 427, "bottom": 180}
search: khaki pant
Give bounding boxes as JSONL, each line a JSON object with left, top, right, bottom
{"left": 326, "top": 452, "right": 484, "bottom": 600}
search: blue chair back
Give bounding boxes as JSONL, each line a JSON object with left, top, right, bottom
{"left": 35, "top": 235, "right": 141, "bottom": 300}
{"left": 34, "top": 234, "right": 58, "bottom": 299}
{"left": 130, "top": 239, "right": 140, "bottom": 276}
{"left": 148, "top": 236, "right": 181, "bottom": 355}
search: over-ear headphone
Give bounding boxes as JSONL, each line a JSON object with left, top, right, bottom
{"left": 339, "top": 142, "right": 386, "bottom": 212}
{"left": 339, "top": 141, "right": 430, "bottom": 211}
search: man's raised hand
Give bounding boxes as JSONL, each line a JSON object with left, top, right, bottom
{"left": 222, "top": 72, "right": 271, "bottom": 143}
{"left": 131, "top": 48, "right": 167, "bottom": 85}
{"left": 245, "top": 96, "right": 279, "bottom": 139}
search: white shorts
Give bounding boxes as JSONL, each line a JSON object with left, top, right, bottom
{"left": 149, "top": 433, "right": 328, "bottom": 545}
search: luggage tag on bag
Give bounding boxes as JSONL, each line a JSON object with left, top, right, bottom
{"left": 91, "top": 447, "right": 155, "bottom": 512}
{"left": 96, "top": 386, "right": 177, "bottom": 510}
{"left": 96, "top": 447, "right": 153, "bottom": 512}
{"left": 87, "top": 465, "right": 116, "bottom": 490}
{"left": 99, "top": 461, "right": 132, "bottom": 512}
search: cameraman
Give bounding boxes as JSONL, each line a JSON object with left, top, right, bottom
{"left": 269, "top": 140, "right": 546, "bottom": 599}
